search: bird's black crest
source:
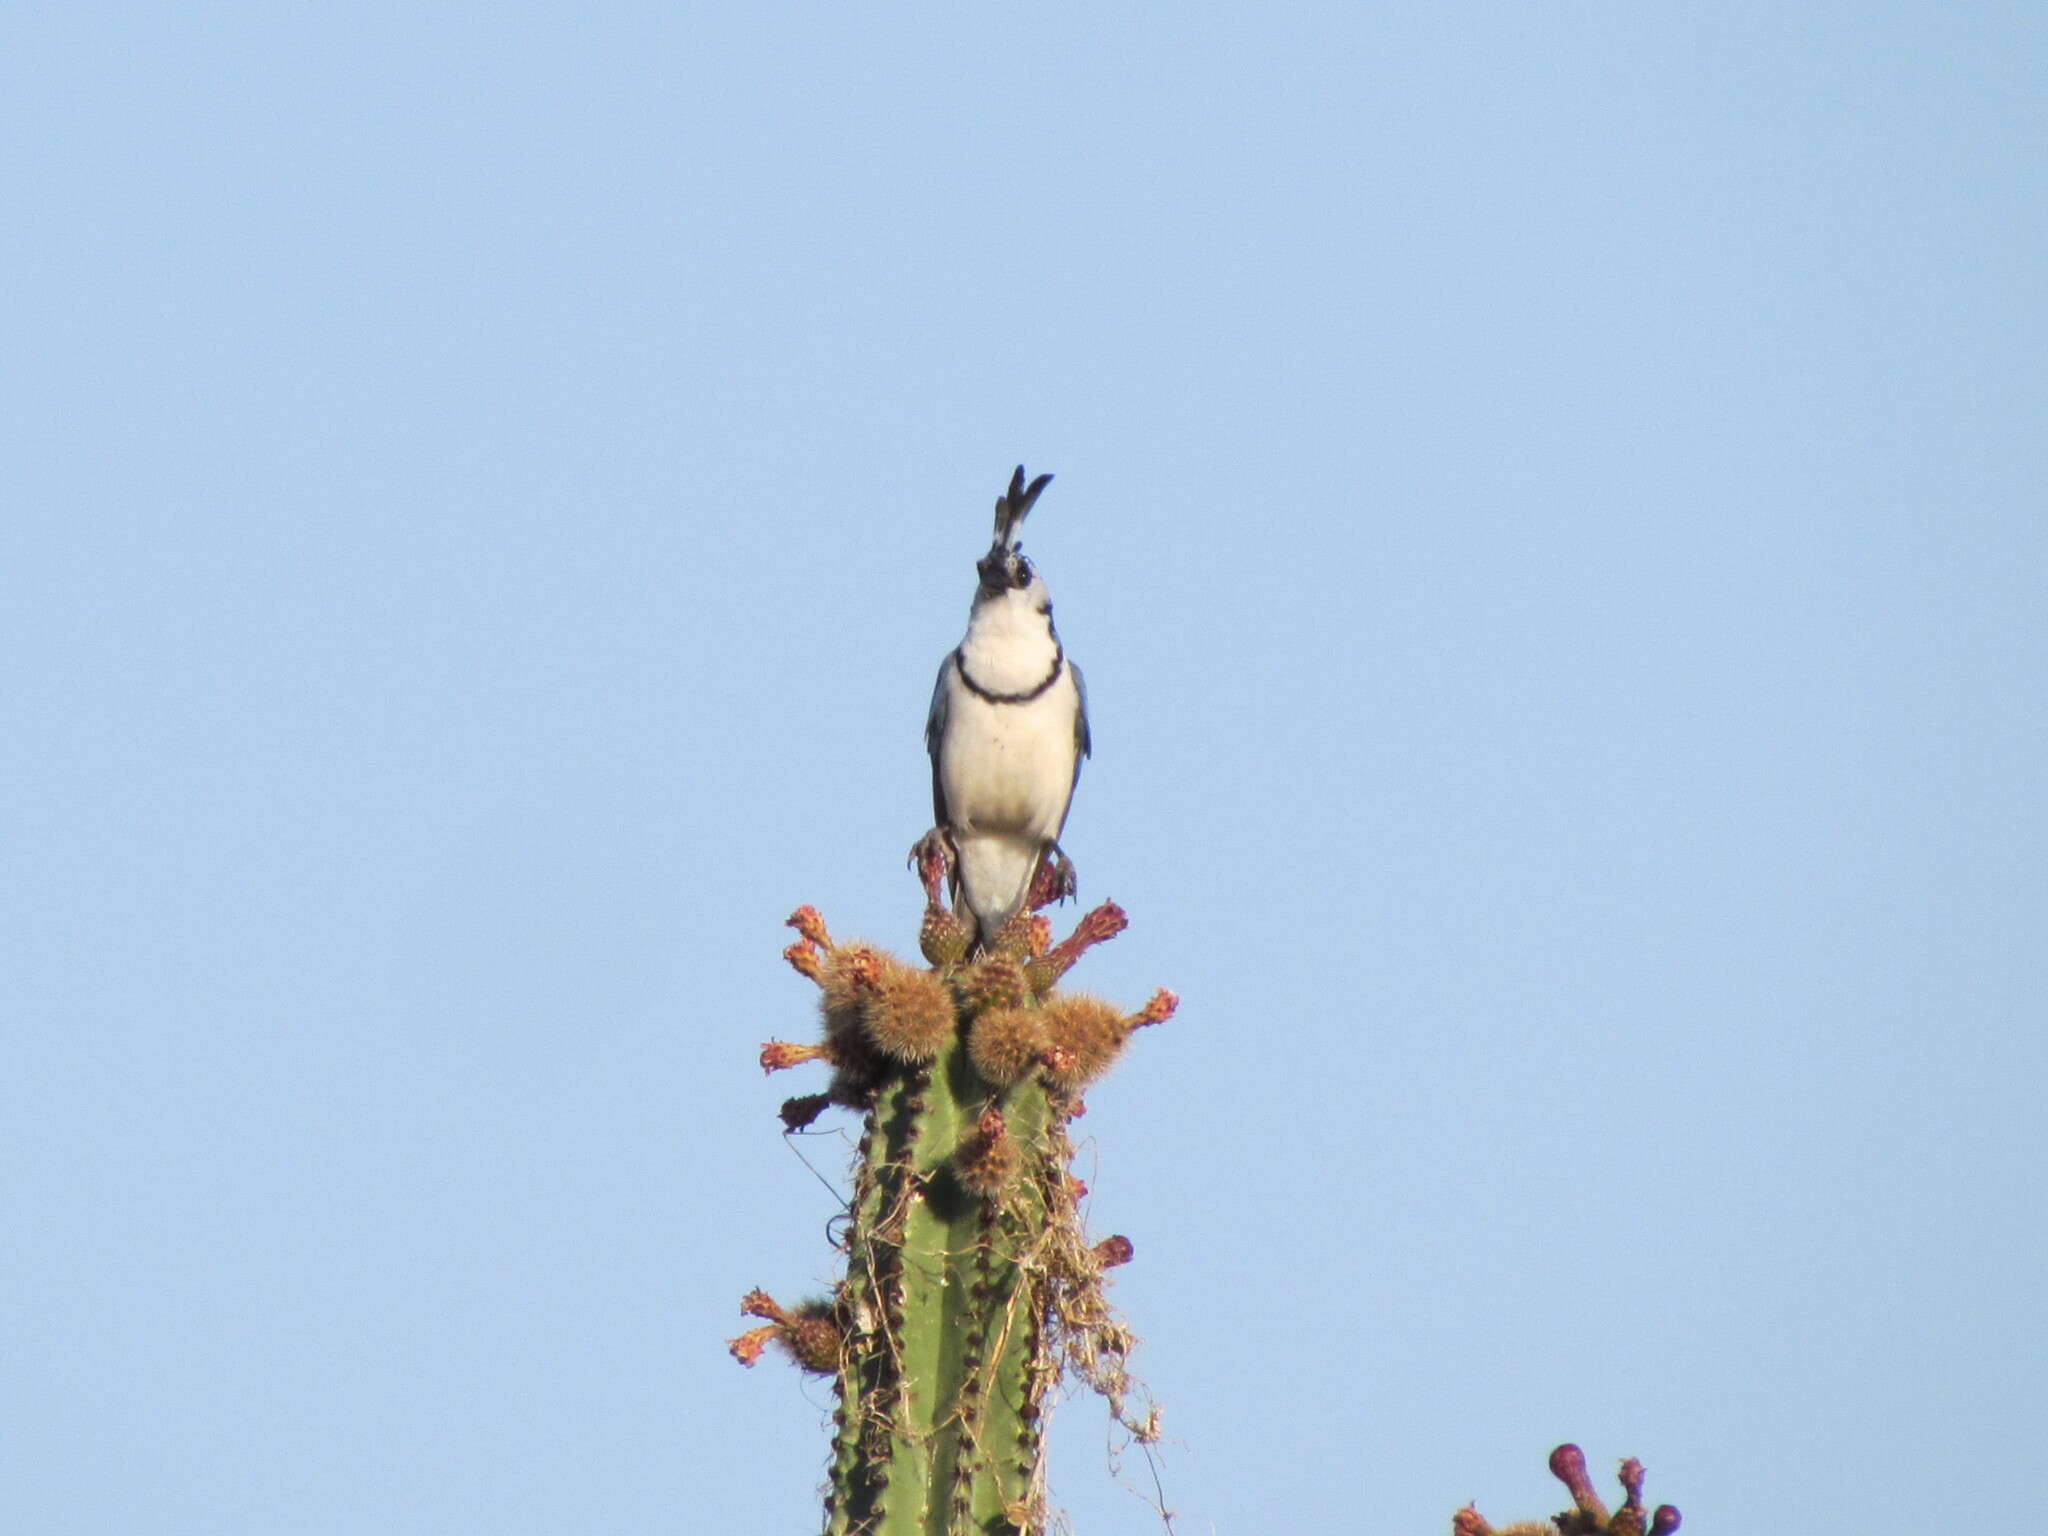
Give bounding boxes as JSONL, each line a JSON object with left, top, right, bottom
{"left": 992, "top": 464, "right": 1054, "bottom": 549}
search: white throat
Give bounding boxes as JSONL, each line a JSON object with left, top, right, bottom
{"left": 958, "top": 587, "right": 1060, "bottom": 695}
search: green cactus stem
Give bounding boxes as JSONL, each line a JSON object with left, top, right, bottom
{"left": 742, "top": 898, "right": 1170, "bottom": 1536}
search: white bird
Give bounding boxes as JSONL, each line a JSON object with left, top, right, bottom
{"left": 924, "top": 466, "right": 1091, "bottom": 953}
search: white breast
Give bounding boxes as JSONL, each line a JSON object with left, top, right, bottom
{"left": 938, "top": 667, "right": 1080, "bottom": 842}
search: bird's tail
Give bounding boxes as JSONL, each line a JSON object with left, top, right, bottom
{"left": 953, "top": 833, "right": 1042, "bottom": 954}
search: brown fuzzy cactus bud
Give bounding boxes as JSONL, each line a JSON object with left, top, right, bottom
{"left": 1038, "top": 994, "right": 1129, "bottom": 1091}
{"left": 860, "top": 961, "right": 956, "bottom": 1063}
{"left": 779, "top": 1093, "right": 832, "bottom": 1131}
{"left": 813, "top": 943, "right": 891, "bottom": 1106}
{"left": 918, "top": 904, "right": 971, "bottom": 968}
{"left": 840, "top": 946, "right": 886, "bottom": 990}
{"left": 778, "top": 1304, "right": 844, "bottom": 1374}
{"left": 817, "top": 946, "right": 888, "bottom": 1078}
{"left": 959, "top": 954, "right": 1028, "bottom": 1014}
{"left": 954, "top": 1108, "right": 1016, "bottom": 1199}
{"left": 1649, "top": 1506, "right": 1681, "bottom": 1535}
{"left": 967, "top": 1006, "right": 1050, "bottom": 1087}
{"left": 760, "top": 1040, "right": 829, "bottom": 1073}
{"left": 817, "top": 949, "right": 870, "bottom": 1039}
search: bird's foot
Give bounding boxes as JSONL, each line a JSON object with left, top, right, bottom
{"left": 907, "top": 828, "right": 956, "bottom": 908}
{"left": 1026, "top": 844, "right": 1078, "bottom": 912}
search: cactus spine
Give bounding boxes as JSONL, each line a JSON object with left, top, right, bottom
{"left": 744, "top": 899, "right": 1170, "bottom": 1536}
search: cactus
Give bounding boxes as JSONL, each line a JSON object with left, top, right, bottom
{"left": 741, "top": 903, "right": 1676, "bottom": 1536}
{"left": 1454, "top": 1445, "right": 1682, "bottom": 1536}
{"left": 739, "top": 892, "right": 1170, "bottom": 1535}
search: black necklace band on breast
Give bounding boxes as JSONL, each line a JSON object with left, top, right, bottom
{"left": 954, "top": 644, "right": 1065, "bottom": 705}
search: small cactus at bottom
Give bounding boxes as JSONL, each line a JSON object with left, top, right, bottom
{"left": 742, "top": 895, "right": 1168, "bottom": 1535}
{"left": 859, "top": 958, "right": 956, "bottom": 1064}
{"left": 1454, "top": 1445, "right": 1682, "bottom": 1536}
{"left": 958, "top": 953, "right": 1029, "bottom": 1014}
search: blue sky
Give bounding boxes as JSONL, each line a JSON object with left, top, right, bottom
{"left": 5, "top": 5, "right": 2042, "bottom": 1532}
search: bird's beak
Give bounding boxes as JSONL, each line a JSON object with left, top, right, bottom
{"left": 976, "top": 541, "right": 1019, "bottom": 592}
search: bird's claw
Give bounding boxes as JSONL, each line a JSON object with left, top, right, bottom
{"left": 907, "top": 829, "right": 956, "bottom": 907}
{"left": 1026, "top": 845, "right": 1079, "bottom": 912}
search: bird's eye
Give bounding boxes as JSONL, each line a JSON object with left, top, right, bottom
{"left": 1013, "top": 557, "right": 1033, "bottom": 587}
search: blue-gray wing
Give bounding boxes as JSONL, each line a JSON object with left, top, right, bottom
{"left": 1070, "top": 658, "right": 1092, "bottom": 766}
{"left": 925, "top": 651, "right": 956, "bottom": 827}
{"left": 1052, "top": 657, "right": 1091, "bottom": 840}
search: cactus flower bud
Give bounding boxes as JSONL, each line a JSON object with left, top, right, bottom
{"left": 1092, "top": 1235, "right": 1134, "bottom": 1268}
{"left": 785, "top": 906, "right": 833, "bottom": 950}
{"left": 918, "top": 904, "right": 971, "bottom": 968}
{"left": 760, "top": 1040, "right": 829, "bottom": 1073}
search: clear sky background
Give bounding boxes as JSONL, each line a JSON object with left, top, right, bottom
{"left": 5, "top": 6, "right": 2042, "bottom": 1533}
